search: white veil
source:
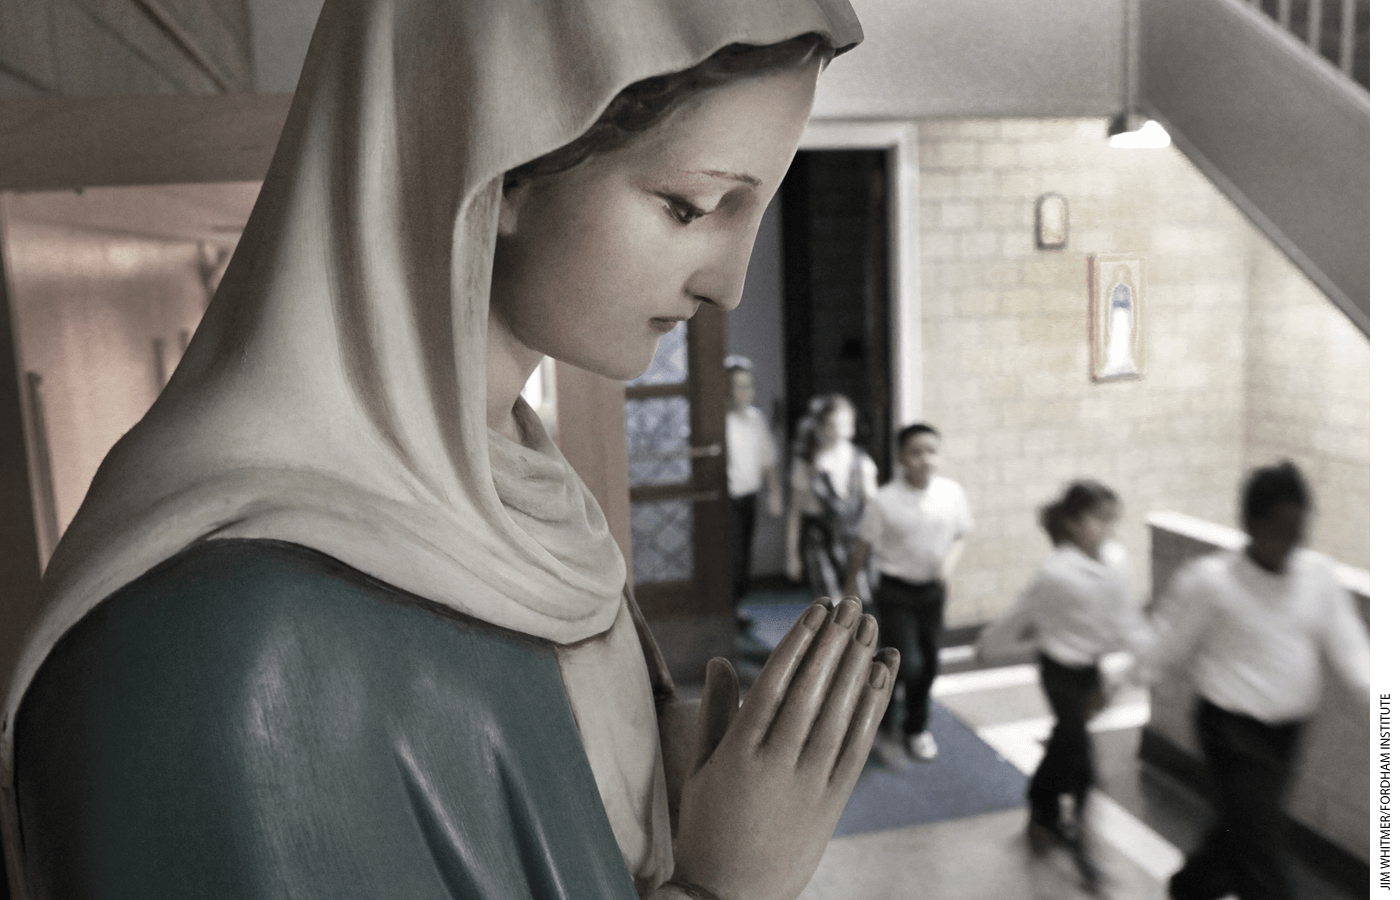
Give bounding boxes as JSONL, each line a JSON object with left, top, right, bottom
{"left": 2, "top": 0, "right": 861, "bottom": 892}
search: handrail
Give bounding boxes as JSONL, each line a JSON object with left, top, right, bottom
{"left": 1146, "top": 510, "right": 1369, "bottom": 599}
{"left": 1240, "top": 0, "right": 1367, "bottom": 87}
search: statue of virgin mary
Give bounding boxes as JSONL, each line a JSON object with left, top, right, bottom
{"left": 1, "top": 2, "right": 897, "bottom": 899}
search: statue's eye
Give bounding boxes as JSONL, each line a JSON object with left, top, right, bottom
{"left": 662, "top": 195, "right": 707, "bottom": 225}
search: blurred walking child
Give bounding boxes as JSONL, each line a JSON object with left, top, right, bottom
{"left": 787, "top": 394, "right": 880, "bottom": 604}
{"left": 724, "top": 356, "right": 783, "bottom": 628}
{"left": 1131, "top": 461, "right": 1369, "bottom": 900}
{"left": 845, "top": 423, "right": 972, "bottom": 762}
{"left": 976, "top": 480, "right": 1145, "bottom": 887}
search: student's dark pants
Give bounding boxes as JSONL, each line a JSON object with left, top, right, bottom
{"left": 730, "top": 492, "right": 758, "bottom": 603}
{"left": 1169, "top": 699, "right": 1304, "bottom": 900}
{"left": 1028, "top": 653, "right": 1102, "bottom": 830}
{"left": 874, "top": 575, "right": 945, "bottom": 736}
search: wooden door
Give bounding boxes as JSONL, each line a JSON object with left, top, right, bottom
{"left": 780, "top": 149, "right": 893, "bottom": 477}
{"left": 624, "top": 305, "right": 731, "bottom": 624}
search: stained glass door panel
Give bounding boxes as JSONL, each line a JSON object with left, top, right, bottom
{"left": 624, "top": 310, "right": 730, "bottom": 620}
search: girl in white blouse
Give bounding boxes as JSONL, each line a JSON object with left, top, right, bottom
{"left": 784, "top": 394, "right": 880, "bottom": 602}
{"left": 976, "top": 480, "right": 1145, "bottom": 889}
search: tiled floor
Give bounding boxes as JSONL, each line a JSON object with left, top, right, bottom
{"left": 722, "top": 595, "right": 1364, "bottom": 900}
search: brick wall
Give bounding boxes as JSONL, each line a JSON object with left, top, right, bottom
{"left": 1243, "top": 236, "right": 1369, "bottom": 570}
{"left": 924, "top": 118, "right": 1372, "bottom": 627}
{"left": 916, "top": 118, "right": 1368, "bottom": 626}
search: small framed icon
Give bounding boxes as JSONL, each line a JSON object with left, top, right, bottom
{"left": 1088, "top": 253, "right": 1146, "bottom": 382}
{"left": 1035, "top": 193, "right": 1068, "bottom": 249}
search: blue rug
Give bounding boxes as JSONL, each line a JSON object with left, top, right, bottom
{"left": 833, "top": 700, "right": 1027, "bottom": 835}
{"left": 739, "top": 594, "right": 1029, "bottom": 836}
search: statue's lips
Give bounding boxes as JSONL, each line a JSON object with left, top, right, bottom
{"left": 649, "top": 309, "right": 695, "bottom": 333}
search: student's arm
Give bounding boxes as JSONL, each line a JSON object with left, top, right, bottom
{"left": 763, "top": 463, "right": 783, "bottom": 518}
{"left": 1321, "top": 580, "right": 1370, "bottom": 696}
{"left": 942, "top": 481, "right": 973, "bottom": 583}
{"left": 784, "top": 509, "right": 803, "bottom": 581}
{"left": 939, "top": 537, "right": 966, "bottom": 583}
{"left": 1126, "top": 564, "right": 1216, "bottom": 685}
{"left": 761, "top": 423, "right": 783, "bottom": 518}
{"left": 843, "top": 540, "right": 871, "bottom": 599}
{"left": 860, "top": 455, "right": 879, "bottom": 498}
{"left": 975, "top": 579, "right": 1040, "bottom": 662}
{"left": 785, "top": 464, "right": 810, "bottom": 582}
{"left": 1102, "top": 541, "right": 1151, "bottom": 655}
{"left": 846, "top": 498, "right": 884, "bottom": 599}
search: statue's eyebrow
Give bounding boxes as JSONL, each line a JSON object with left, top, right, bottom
{"left": 694, "top": 169, "right": 761, "bottom": 188}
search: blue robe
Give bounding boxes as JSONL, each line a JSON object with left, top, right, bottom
{"left": 15, "top": 540, "right": 641, "bottom": 899}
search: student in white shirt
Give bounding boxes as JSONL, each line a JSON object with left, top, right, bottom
{"left": 845, "top": 423, "right": 972, "bottom": 762}
{"left": 976, "top": 479, "right": 1142, "bottom": 889}
{"left": 785, "top": 394, "right": 880, "bottom": 604}
{"left": 1132, "top": 461, "right": 1369, "bottom": 900}
{"left": 724, "top": 357, "right": 783, "bottom": 618}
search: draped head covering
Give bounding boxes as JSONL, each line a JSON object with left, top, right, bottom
{"left": 3, "top": 0, "right": 860, "bottom": 888}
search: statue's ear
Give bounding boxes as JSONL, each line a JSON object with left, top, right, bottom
{"left": 497, "top": 180, "right": 525, "bottom": 236}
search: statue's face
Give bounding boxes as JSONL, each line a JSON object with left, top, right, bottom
{"left": 491, "top": 60, "right": 820, "bottom": 380}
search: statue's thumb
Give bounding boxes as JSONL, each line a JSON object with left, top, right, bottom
{"left": 692, "top": 657, "right": 740, "bottom": 776}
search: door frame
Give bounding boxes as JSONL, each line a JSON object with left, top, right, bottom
{"left": 798, "top": 120, "right": 922, "bottom": 433}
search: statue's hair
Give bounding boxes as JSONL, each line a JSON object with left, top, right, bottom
{"left": 504, "top": 34, "right": 834, "bottom": 190}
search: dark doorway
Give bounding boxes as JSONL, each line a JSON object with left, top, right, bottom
{"left": 779, "top": 149, "right": 894, "bottom": 479}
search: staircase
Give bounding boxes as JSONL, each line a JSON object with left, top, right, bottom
{"left": 1140, "top": 0, "right": 1369, "bottom": 334}
{"left": 1249, "top": 0, "right": 1368, "bottom": 88}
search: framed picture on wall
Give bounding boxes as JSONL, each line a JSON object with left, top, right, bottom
{"left": 1035, "top": 193, "right": 1068, "bottom": 249}
{"left": 1088, "top": 253, "right": 1145, "bottom": 382}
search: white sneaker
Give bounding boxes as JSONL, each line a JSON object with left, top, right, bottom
{"left": 905, "top": 731, "right": 938, "bottom": 761}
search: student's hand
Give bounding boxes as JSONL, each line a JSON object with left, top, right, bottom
{"left": 669, "top": 598, "right": 898, "bottom": 900}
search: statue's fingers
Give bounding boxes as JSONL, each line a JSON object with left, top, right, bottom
{"left": 729, "top": 601, "right": 829, "bottom": 743}
{"left": 829, "top": 648, "right": 900, "bottom": 792}
{"left": 764, "top": 597, "right": 863, "bottom": 757}
{"left": 801, "top": 613, "right": 878, "bottom": 773}
{"left": 692, "top": 657, "right": 741, "bottom": 776}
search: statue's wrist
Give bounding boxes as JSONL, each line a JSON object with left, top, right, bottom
{"left": 654, "top": 879, "right": 728, "bottom": 900}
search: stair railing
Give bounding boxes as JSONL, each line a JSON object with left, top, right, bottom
{"left": 1242, "top": 0, "right": 1367, "bottom": 87}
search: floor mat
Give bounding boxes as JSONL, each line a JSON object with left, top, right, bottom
{"left": 739, "top": 594, "right": 1029, "bottom": 836}
{"left": 834, "top": 701, "right": 1028, "bottom": 836}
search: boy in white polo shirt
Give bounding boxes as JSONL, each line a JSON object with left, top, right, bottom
{"left": 724, "top": 356, "right": 783, "bottom": 625}
{"left": 1133, "top": 461, "right": 1369, "bottom": 900}
{"left": 844, "top": 423, "right": 972, "bottom": 761}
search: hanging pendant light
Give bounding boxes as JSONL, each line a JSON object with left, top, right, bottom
{"left": 1106, "top": 0, "right": 1170, "bottom": 149}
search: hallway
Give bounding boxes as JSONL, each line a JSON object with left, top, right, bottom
{"left": 726, "top": 594, "right": 1363, "bottom": 900}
